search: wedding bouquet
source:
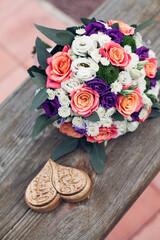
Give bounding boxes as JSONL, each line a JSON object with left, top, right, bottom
{"left": 28, "top": 18, "right": 160, "bottom": 173}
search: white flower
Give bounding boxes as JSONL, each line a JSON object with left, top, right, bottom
{"left": 102, "top": 117, "right": 112, "bottom": 128}
{"left": 101, "top": 57, "right": 110, "bottom": 66}
{"left": 71, "top": 57, "right": 98, "bottom": 81}
{"left": 127, "top": 121, "right": 139, "bottom": 132}
{"left": 111, "top": 81, "right": 123, "bottom": 94}
{"left": 96, "top": 106, "right": 106, "bottom": 118}
{"left": 58, "top": 106, "right": 71, "bottom": 118}
{"left": 129, "top": 68, "right": 145, "bottom": 79}
{"left": 46, "top": 89, "right": 55, "bottom": 100}
{"left": 105, "top": 107, "right": 116, "bottom": 117}
{"left": 125, "top": 53, "right": 139, "bottom": 71}
{"left": 61, "top": 77, "right": 84, "bottom": 93}
{"left": 142, "top": 93, "right": 152, "bottom": 109}
{"left": 55, "top": 88, "right": 67, "bottom": 97}
{"left": 139, "top": 109, "right": 148, "bottom": 120}
{"left": 87, "top": 125, "right": 99, "bottom": 137}
{"left": 117, "top": 71, "right": 132, "bottom": 85}
{"left": 133, "top": 32, "right": 145, "bottom": 48}
{"left": 149, "top": 49, "right": 156, "bottom": 58}
{"left": 124, "top": 45, "right": 132, "bottom": 55}
{"left": 90, "top": 50, "right": 101, "bottom": 62}
{"left": 76, "top": 28, "right": 86, "bottom": 35}
{"left": 72, "top": 117, "right": 83, "bottom": 127}
{"left": 127, "top": 116, "right": 132, "bottom": 122}
{"left": 58, "top": 95, "right": 70, "bottom": 106}
{"left": 98, "top": 32, "right": 111, "bottom": 47}
{"left": 71, "top": 35, "right": 94, "bottom": 56}
{"left": 134, "top": 77, "right": 146, "bottom": 93}
{"left": 114, "top": 120, "right": 127, "bottom": 137}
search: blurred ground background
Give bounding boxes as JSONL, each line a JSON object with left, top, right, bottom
{"left": 0, "top": 0, "right": 160, "bottom": 239}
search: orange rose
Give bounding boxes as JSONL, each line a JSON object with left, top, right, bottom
{"left": 144, "top": 58, "right": 157, "bottom": 78}
{"left": 99, "top": 41, "right": 131, "bottom": 68}
{"left": 87, "top": 125, "right": 118, "bottom": 143}
{"left": 46, "top": 52, "right": 72, "bottom": 89}
{"left": 108, "top": 20, "right": 135, "bottom": 35}
{"left": 116, "top": 86, "right": 143, "bottom": 118}
{"left": 59, "top": 122, "right": 83, "bottom": 138}
{"left": 70, "top": 86, "right": 99, "bottom": 117}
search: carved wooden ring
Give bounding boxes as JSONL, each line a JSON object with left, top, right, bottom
{"left": 25, "top": 159, "right": 92, "bottom": 212}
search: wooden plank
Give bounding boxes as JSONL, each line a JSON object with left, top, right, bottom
{"left": 0, "top": 0, "right": 160, "bottom": 239}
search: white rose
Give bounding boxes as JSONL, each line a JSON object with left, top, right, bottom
{"left": 72, "top": 35, "right": 94, "bottom": 56}
{"left": 61, "top": 77, "right": 84, "bottom": 93}
{"left": 111, "top": 81, "right": 123, "bottom": 94}
{"left": 98, "top": 32, "right": 111, "bottom": 47}
{"left": 90, "top": 50, "right": 101, "bottom": 62}
{"left": 127, "top": 121, "right": 139, "bottom": 132}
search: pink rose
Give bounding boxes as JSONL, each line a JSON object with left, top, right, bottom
{"left": 116, "top": 85, "right": 143, "bottom": 118}
{"left": 108, "top": 20, "right": 135, "bottom": 35}
{"left": 62, "top": 44, "right": 70, "bottom": 53}
{"left": 70, "top": 86, "right": 99, "bottom": 117}
{"left": 99, "top": 41, "right": 131, "bottom": 68}
{"left": 46, "top": 52, "right": 72, "bottom": 89}
{"left": 87, "top": 125, "right": 118, "bottom": 143}
{"left": 144, "top": 58, "right": 157, "bottom": 78}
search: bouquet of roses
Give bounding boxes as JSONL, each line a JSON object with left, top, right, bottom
{"left": 28, "top": 18, "right": 160, "bottom": 174}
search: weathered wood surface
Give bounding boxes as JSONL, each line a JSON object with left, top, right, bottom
{"left": 0, "top": 0, "right": 160, "bottom": 239}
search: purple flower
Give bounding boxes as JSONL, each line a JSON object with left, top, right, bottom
{"left": 86, "top": 78, "right": 110, "bottom": 95}
{"left": 84, "top": 21, "right": 106, "bottom": 36}
{"left": 103, "top": 28, "right": 123, "bottom": 43}
{"left": 149, "top": 77, "right": 156, "bottom": 88}
{"left": 73, "top": 124, "right": 87, "bottom": 135}
{"left": 135, "top": 46, "right": 149, "bottom": 60}
{"left": 57, "top": 117, "right": 66, "bottom": 125}
{"left": 101, "top": 91, "right": 117, "bottom": 108}
{"left": 131, "top": 111, "right": 140, "bottom": 121}
{"left": 42, "top": 97, "right": 60, "bottom": 117}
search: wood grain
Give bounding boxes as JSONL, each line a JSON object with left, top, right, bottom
{"left": 0, "top": 0, "right": 160, "bottom": 239}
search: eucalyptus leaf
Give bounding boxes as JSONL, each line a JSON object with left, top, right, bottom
{"left": 28, "top": 65, "right": 46, "bottom": 77}
{"left": 32, "top": 114, "right": 59, "bottom": 138}
{"left": 80, "top": 137, "right": 92, "bottom": 153}
{"left": 112, "top": 111, "right": 125, "bottom": 121}
{"left": 131, "top": 24, "right": 137, "bottom": 28}
{"left": 135, "top": 19, "right": 156, "bottom": 33}
{"left": 152, "top": 102, "right": 160, "bottom": 110}
{"left": 84, "top": 112, "right": 100, "bottom": 122}
{"left": 52, "top": 137, "right": 79, "bottom": 161}
{"left": 67, "top": 26, "right": 79, "bottom": 35}
{"left": 31, "top": 74, "right": 47, "bottom": 88}
{"left": 56, "top": 32, "right": 75, "bottom": 46}
{"left": 80, "top": 17, "right": 96, "bottom": 26}
{"left": 155, "top": 67, "right": 160, "bottom": 80}
{"left": 51, "top": 44, "right": 63, "bottom": 55}
{"left": 110, "top": 23, "right": 119, "bottom": 29}
{"left": 30, "top": 88, "right": 48, "bottom": 111}
{"left": 149, "top": 108, "right": 160, "bottom": 118}
{"left": 35, "top": 24, "right": 74, "bottom": 46}
{"left": 36, "top": 37, "right": 51, "bottom": 69}
{"left": 90, "top": 143, "right": 106, "bottom": 174}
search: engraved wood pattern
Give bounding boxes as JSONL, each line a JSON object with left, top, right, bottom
{"left": 50, "top": 160, "right": 87, "bottom": 195}
{"left": 1, "top": 1, "right": 160, "bottom": 239}
{"left": 25, "top": 161, "right": 57, "bottom": 206}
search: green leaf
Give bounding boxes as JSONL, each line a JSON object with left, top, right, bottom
{"left": 30, "top": 88, "right": 48, "bottom": 111}
{"left": 84, "top": 112, "right": 100, "bottom": 122}
{"left": 35, "top": 37, "right": 51, "bottom": 69}
{"left": 112, "top": 111, "right": 125, "bottom": 121}
{"left": 80, "top": 17, "right": 96, "bottom": 26}
{"left": 131, "top": 24, "right": 137, "bottom": 28}
{"left": 90, "top": 143, "right": 106, "bottom": 174}
{"left": 32, "top": 41, "right": 52, "bottom": 54}
{"left": 55, "top": 32, "right": 75, "bottom": 46}
{"left": 35, "top": 24, "right": 74, "bottom": 46}
{"left": 80, "top": 137, "right": 92, "bottom": 153}
{"left": 155, "top": 67, "right": 160, "bottom": 80}
{"left": 32, "top": 114, "right": 59, "bottom": 138}
{"left": 66, "top": 26, "right": 79, "bottom": 35}
{"left": 146, "top": 93, "right": 158, "bottom": 103}
{"left": 51, "top": 44, "right": 63, "bottom": 55}
{"left": 152, "top": 102, "right": 160, "bottom": 110}
{"left": 135, "top": 19, "right": 156, "bottom": 33}
{"left": 31, "top": 73, "right": 47, "bottom": 88}
{"left": 27, "top": 65, "right": 46, "bottom": 77}
{"left": 149, "top": 108, "right": 160, "bottom": 118}
{"left": 110, "top": 23, "right": 119, "bottom": 29}
{"left": 51, "top": 137, "right": 79, "bottom": 161}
